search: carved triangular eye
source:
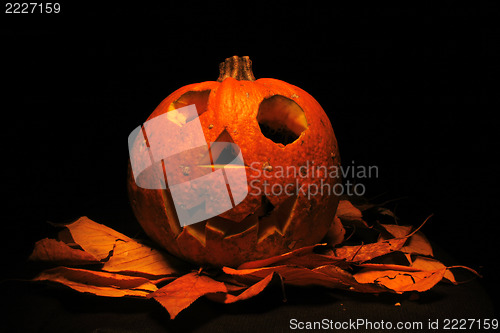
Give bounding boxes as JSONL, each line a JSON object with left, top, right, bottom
{"left": 210, "top": 129, "right": 243, "bottom": 166}
{"left": 197, "top": 128, "right": 238, "bottom": 168}
{"left": 257, "top": 95, "right": 308, "bottom": 145}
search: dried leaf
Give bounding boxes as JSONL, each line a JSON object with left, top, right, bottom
{"left": 312, "top": 265, "right": 388, "bottom": 293}
{"left": 355, "top": 263, "right": 423, "bottom": 272}
{"left": 332, "top": 238, "right": 407, "bottom": 263}
{"left": 354, "top": 268, "right": 446, "bottom": 293}
{"left": 148, "top": 272, "right": 227, "bottom": 319}
{"left": 237, "top": 244, "right": 319, "bottom": 269}
{"left": 237, "top": 244, "right": 343, "bottom": 270}
{"left": 379, "top": 223, "right": 433, "bottom": 256}
{"left": 378, "top": 224, "right": 412, "bottom": 239}
{"left": 63, "top": 216, "right": 132, "bottom": 260}
{"left": 61, "top": 216, "right": 186, "bottom": 277}
{"left": 405, "top": 232, "right": 433, "bottom": 256}
{"left": 323, "top": 215, "right": 345, "bottom": 246}
{"left": 281, "top": 253, "right": 350, "bottom": 270}
{"left": 34, "top": 266, "right": 157, "bottom": 297}
{"left": 366, "top": 251, "right": 412, "bottom": 266}
{"left": 411, "top": 256, "right": 456, "bottom": 284}
{"left": 207, "top": 273, "right": 275, "bottom": 304}
{"left": 404, "top": 253, "right": 413, "bottom": 265}
{"left": 29, "top": 238, "right": 99, "bottom": 265}
{"left": 224, "top": 265, "right": 385, "bottom": 293}
{"left": 225, "top": 265, "right": 339, "bottom": 288}
{"left": 336, "top": 200, "right": 368, "bottom": 227}
{"left": 103, "top": 239, "right": 187, "bottom": 277}
{"left": 375, "top": 207, "right": 398, "bottom": 220}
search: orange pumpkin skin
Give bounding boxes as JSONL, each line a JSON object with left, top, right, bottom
{"left": 127, "top": 56, "right": 341, "bottom": 267}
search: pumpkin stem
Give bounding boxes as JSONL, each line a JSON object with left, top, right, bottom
{"left": 217, "top": 56, "right": 256, "bottom": 82}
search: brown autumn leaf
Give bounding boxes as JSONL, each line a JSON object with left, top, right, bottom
{"left": 62, "top": 216, "right": 133, "bottom": 260}
{"left": 102, "top": 239, "right": 187, "bottom": 277}
{"left": 277, "top": 252, "right": 350, "bottom": 270}
{"left": 237, "top": 244, "right": 320, "bottom": 269}
{"left": 224, "top": 265, "right": 343, "bottom": 288}
{"left": 55, "top": 216, "right": 187, "bottom": 277}
{"left": 207, "top": 273, "right": 276, "bottom": 304}
{"left": 223, "top": 264, "right": 386, "bottom": 293}
{"left": 336, "top": 200, "right": 369, "bottom": 227}
{"left": 237, "top": 244, "right": 347, "bottom": 270}
{"left": 311, "top": 265, "right": 388, "bottom": 293}
{"left": 29, "top": 238, "right": 99, "bottom": 265}
{"left": 236, "top": 230, "right": 408, "bottom": 271}
{"left": 34, "top": 266, "right": 158, "bottom": 297}
{"left": 331, "top": 237, "right": 407, "bottom": 263}
{"left": 411, "top": 256, "right": 456, "bottom": 284}
{"left": 354, "top": 267, "right": 447, "bottom": 293}
{"left": 323, "top": 215, "right": 345, "bottom": 246}
{"left": 379, "top": 224, "right": 434, "bottom": 257}
{"left": 148, "top": 272, "right": 228, "bottom": 319}
{"left": 355, "top": 263, "right": 423, "bottom": 272}
{"left": 364, "top": 250, "right": 412, "bottom": 267}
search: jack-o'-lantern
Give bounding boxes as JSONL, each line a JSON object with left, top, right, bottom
{"left": 127, "top": 56, "right": 341, "bottom": 267}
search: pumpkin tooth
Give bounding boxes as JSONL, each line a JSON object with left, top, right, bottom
{"left": 257, "top": 194, "right": 298, "bottom": 240}
{"left": 206, "top": 214, "right": 259, "bottom": 238}
{"left": 256, "top": 227, "right": 285, "bottom": 252}
{"left": 232, "top": 212, "right": 259, "bottom": 233}
{"left": 272, "top": 194, "right": 299, "bottom": 235}
{"left": 257, "top": 225, "right": 283, "bottom": 242}
{"left": 205, "top": 216, "right": 234, "bottom": 236}
{"left": 160, "top": 189, "right": 182, "bottom": 236}
{"left": 206, "top": 221, "right": 258, "bottom": 267}
{"left": 174, "top": 224, "right": 207, "bottom": 264}
{"left": 177, "top": 221, "right": 207, "bottom": 246}
{"left": 205, "top": 222, "right": 225, "bottom": 240}
{"left": 223, "top": 222, "right": 258, "bottom": 241}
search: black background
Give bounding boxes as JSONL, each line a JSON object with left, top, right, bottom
{"left": 2, "top": 1, "right": 499, "bottom": 330}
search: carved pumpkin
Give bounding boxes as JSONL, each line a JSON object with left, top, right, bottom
{"left": 127, "top": 56, "right": 341, "bottom": 267}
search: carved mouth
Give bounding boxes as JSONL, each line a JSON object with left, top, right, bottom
{"left": 163, "top": 190, "right": 299, "bottom": 247}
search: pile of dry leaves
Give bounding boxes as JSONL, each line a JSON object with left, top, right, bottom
{"left": 29, "top": 199, "right": 478, "bottom": 319}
